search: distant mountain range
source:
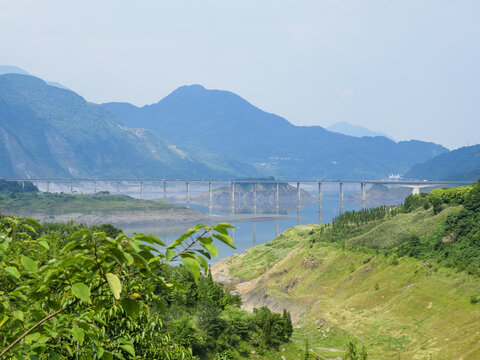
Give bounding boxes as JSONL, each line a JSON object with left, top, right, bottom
{"left": 0, "top": 71, "right": 451, "bottom": 180}
{"left": 0, "top": 65, "right": 69, "bottom": 90}
{"left": 103, "top": 84, "right": 447, "bottom": 179}
{"left": 0, "top": 74, "right": 254, "bottom": 179}
{"left": 327, "top": 121, "right": 395, "bottom": 141}
{"left": 404, "top": 145, "right": 480, "bottom": 181}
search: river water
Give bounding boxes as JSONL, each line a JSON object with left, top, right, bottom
{"left": 121, "top": 182, "right": 368, "bottom": 263}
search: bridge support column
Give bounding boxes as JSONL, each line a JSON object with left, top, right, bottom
{"left": 339, "top": 182, "right": 344, "bottom": 215}
{"left": 297, "top": 182, "right": 301, "bottom": 225}
{"left": 186, "top": 181, "right": 189, "bottom": 208}
{"left": 141, "top": 181, "right": 144, "bottom": 199}
{"left": 70, "top": 182, "right": 73, "bottom": 194}
{"left": 46, "top": 181, "right": 50, "bottom": 193}
{"left": 94, "top": 181, "right": 97, "bottom": 194}
{"left": 231, "top": 182, "right": 235, "bottom": 214}
{"left": 253, "top": 183, "right": 257, "bottom": 214}
{"left": 275, "top": 182, "right": 279, "bottom": 214}
{"left": 275, "top": 219, "right": 279, "bottom": 237}
{"left": 412, "top": 186, "right": 420, "bottom": 195}
{"left": 253, "top": 222, "right": 257, "bottom": 244}
{"left": 318, "top": 182, "right": 323, "bottom": 225}
{"left": 163, "top": 181, "right": 167, "bottom": 202}
{"left": 117, "top": 182, "right": 120, "bottom": 194}
{"left": 361, "top": 182, "right": 366, "bottom": 210}
{"left": 208, "top": 181, "right": 213, "bottom": 215}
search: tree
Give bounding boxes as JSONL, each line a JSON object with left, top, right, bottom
{"left": 282, "top": 309, "right": 293, "bottom": 340}
{"left": 345, "top": 341, "right": 368, "bottom": 360}
{"left": 0, "top": 216, "right": 235, "bottom": 359}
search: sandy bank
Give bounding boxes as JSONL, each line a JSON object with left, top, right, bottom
{"left": 21, "top": 208, "right": 295, "bottom": 226}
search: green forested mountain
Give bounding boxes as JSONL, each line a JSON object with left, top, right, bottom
{"left": 0, "top": 73, "right": 449, "bottom": 180}
{"left": 103, "top": 84, "right": 448, "bottom": 179}
{"left": 0, "top": 74, "right": 255, "bottom": 179}
{"left": 405, "top": 144, "right": 480, "bottom": 180}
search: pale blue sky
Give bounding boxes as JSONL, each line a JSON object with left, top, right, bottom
{"left": 1, "top": 0, "right": 479, "bottom": 149}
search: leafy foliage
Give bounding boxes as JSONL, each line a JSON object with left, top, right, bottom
{"left": 0, "top": 216, "right": 236, "bottom": 359}
{"left": 0, "top": 180, "right": 38, "bottom": 194}
{"left": 159, "top": 266, "right": 293, "bottom": 359}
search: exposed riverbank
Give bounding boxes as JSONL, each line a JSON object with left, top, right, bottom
{"left": 17, "top": 208, "right": 295, "bottom": 226}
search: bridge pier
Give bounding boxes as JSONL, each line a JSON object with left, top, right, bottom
{"left": 253, "top": 222, "right": 257, "bottom": 244}
{"left": 94, "top": 181, "right": 97, "bottom": 194}
{"left": 339, "top": 182, "right": 344, "bottom": 215}
{"left": 208, "top": 181, "right": 213, "bottom": 215}
{"left": 275, "top": 219, "right": 279, "bottom": 237}
{"left": 318, "top": 182, "right": 323, "bottom": 224}
{"left": 46, "top": 181, "right": 50, "bottom": 193}
{"left": 163, "top": 181, "right": 167, "bottom": 202}
{"left": 361, "top": 182, "right": 366, "bottom": 210}
{"left": 117, "top": 182, "right": 120, "bottom": 194}
{"left": 253, "top": 183, "right": 257, "bottom": 214}
{"left": 70, "top": 181, "right": 73, "bottom": 194}
{"left": 186, "top": 181, "right": 189, "bottom": 208}
{"left": 231, "top": 182, "right": 235, "bottom": 214}
{"left": 275, "top": 182, "right": 279, "bottom": 214}
{"left": 141, "top": 181, "right": 144, "bottom": 199}
{"left": 297, "top": 182, "right": 301, "bottom": 225}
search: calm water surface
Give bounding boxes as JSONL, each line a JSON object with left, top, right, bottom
{"left": 122, "top": 184, "right": 363, "bottom": 263}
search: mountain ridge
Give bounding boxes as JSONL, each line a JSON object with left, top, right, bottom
{"left": 405, "top": 144, "right": 480, "bottom": 180}
{"left": 0, "top": 74, "right": 255, "bottom": 179}
{"left": 327, "top": 121, "right": 395, "bottom": 141}
{"left": 103, "top": 85, "right": 448, "bottom": 179}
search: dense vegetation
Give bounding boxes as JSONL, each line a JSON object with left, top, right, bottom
{"left": 314, "top": 180, "right": 480, "bottom": 276}
{"left": 225, "top": 181, "right": 480, "bottom": 358}
{"left": 0, "top": 216, "right": 293, "bottom": 359}
{"left": 0, "top": 179, "right": 38, "bottom": 193}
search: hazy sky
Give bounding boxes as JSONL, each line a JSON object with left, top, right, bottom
{"left": 1, "top": 0, "right": 479, "bottom": 149}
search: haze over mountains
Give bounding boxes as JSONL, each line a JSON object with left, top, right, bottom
{"left": 0, "top": 70, "right": 451, "bottom": 180}
{"left": 327, "top": 121, "right": 395, "bottom": 141}
{"left": 0, "top": 74, "right": 254, "bottom": 179}
{"left": 104, "top": 84, "right": 447, "bottom": 179}
{"left": 404, "top": 145, "right": 480, "bottom": 181}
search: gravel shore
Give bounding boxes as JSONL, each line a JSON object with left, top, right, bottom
{"left": 25, "top": 208, "right": 295, "bottom": 226}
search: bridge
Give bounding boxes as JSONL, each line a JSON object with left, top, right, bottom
{"left": 4, "top": 178, "right": 472, "bottom": 225}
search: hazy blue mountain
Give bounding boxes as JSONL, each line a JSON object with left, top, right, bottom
{"left": 0, "top": 65, "right": 30, "bottom": 76}
{"left": 0, "top": 74, "right": 254, "bottom": 179}
{"left": 0, "top": 65, "right": 69, "bottom": 90}
{"left": 404, "top": 145, "right": 480, "bottom": 181}
{"left": 327, "top": 121, "right": 395, "bottom": 141}
{"left": 103, "top": 85, "right": 448, "bottom": 179}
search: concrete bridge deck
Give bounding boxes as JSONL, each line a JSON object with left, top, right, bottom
{"left": 3, "top": 178, "right": 473, "bottom": 226}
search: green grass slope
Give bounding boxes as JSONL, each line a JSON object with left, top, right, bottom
{"left": 222, "top": 184, "right": 480, "bottom": 359}
{"left": 0, "top": 192, "right": 181, "bottom": 215}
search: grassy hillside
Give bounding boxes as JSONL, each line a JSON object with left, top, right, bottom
{"left": 0, "top": 192, "right": 181, "bottom": 215}
{"left": 220, "top": 183, "right": 480, "bottom": 359}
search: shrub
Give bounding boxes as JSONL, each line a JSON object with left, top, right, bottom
{"left": 470, "top": 294, "right": 479, "bottom": 304}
